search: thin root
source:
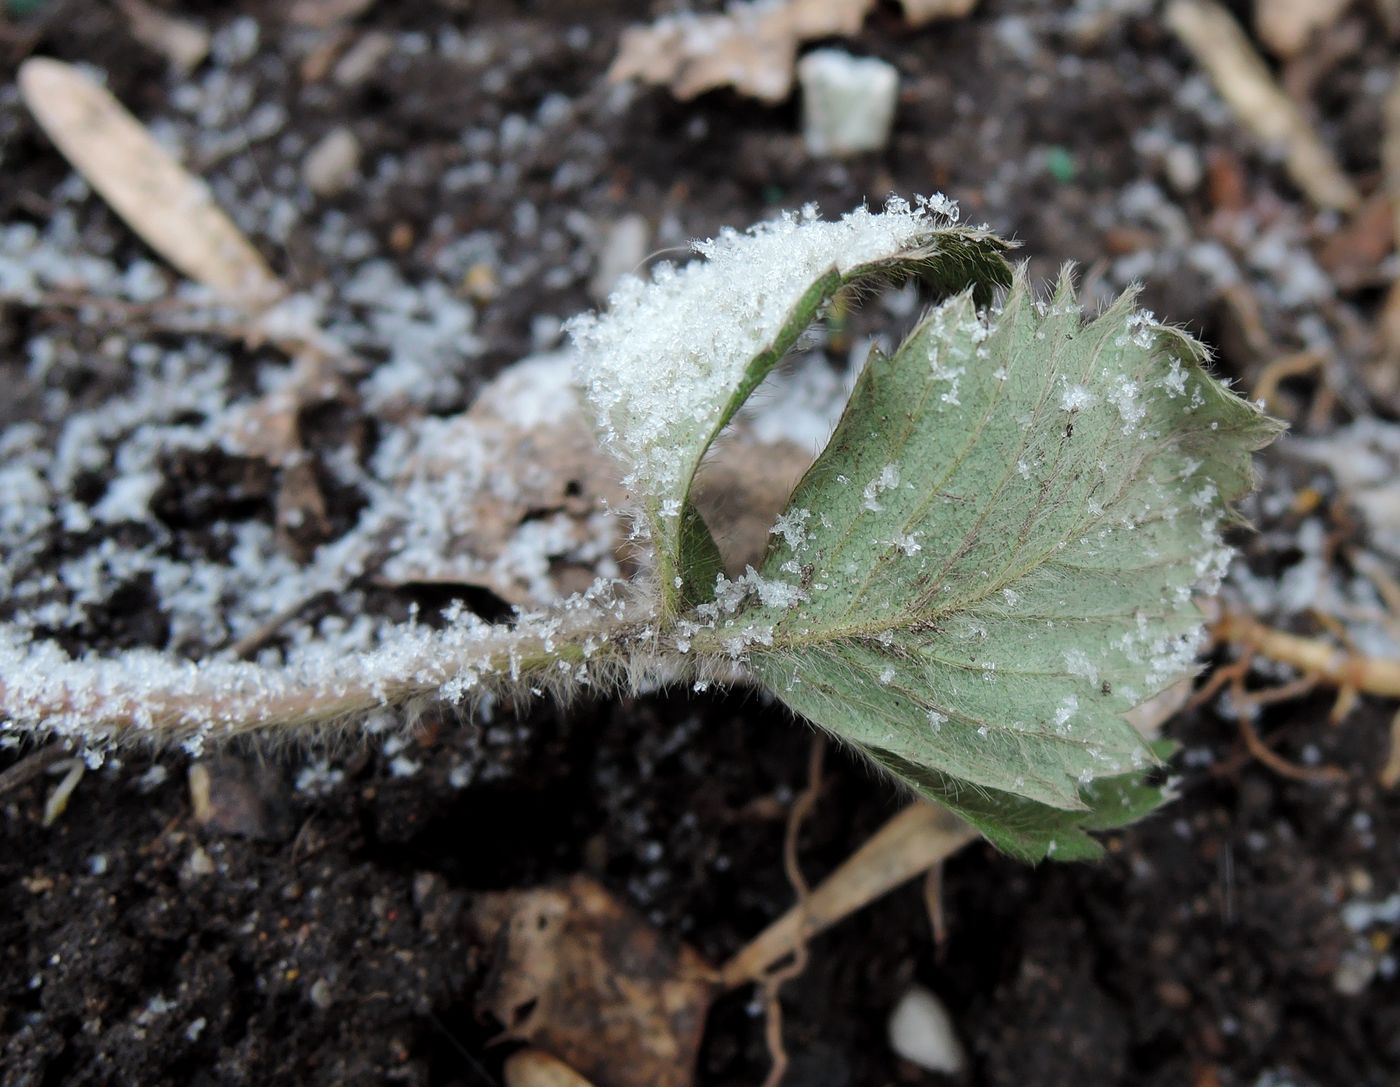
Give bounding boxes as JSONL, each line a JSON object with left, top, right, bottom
{"left": 759, "top": 734, "right": 825, "bottom": 1087}
{"left": 1213, "top": 612, "right": 1400, "bottom": 699}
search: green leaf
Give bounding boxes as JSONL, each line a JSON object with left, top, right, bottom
{"left": 568, "top": 199, "right": 1013, "bottom": 617}
{"left": 676, "top": 500, "right": 725, "bottom": 609}
{"left": 865, "top": 741, "right": 1179, "bottom": 862}
{"left": 722, "top": 270, "right": 1279, "bottom": 859}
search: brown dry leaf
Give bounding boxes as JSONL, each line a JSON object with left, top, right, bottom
{"left": 695, "top": 432, "right": 814, "bottom": 574}
{"left": 288, "top": 0, "right": 377, "bottom": 29}
{"left": 609, "top": 0, "right": 978, "bottom": 103}
{"left": 223, "top": 352, "right": 353, "bottom": 465}
{"left": 1382, "top": 75, "right": 1400, "bottom": 367}
{"left": 468, "top": 877, "right": 717, "bottom": 1087}
{"left": 275, "top": 458, "right": 332, "bottom": 561}
{"left": 1318, "top": 192, "right": 1396, "bottom": 291}
{"left": 378, "top": 355, "right": 837, "bottom": 605}
{"left": 380, "top": 356, "right": 629, "bottom": 607}
{"left": 18, "top": 58, "right": 284, "bottom": 308}
{"left": 1165, "top": 0, "right": 1359, "bottom": 213}
{"left": 1254, "top": 0, "right": 1350, "bottom": 58}
{"left": 116, "top": 0, "right": 210, "bottom": 73}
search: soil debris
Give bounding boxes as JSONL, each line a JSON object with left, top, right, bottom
{"left": 469, "top": 876, "right": 717, "bottom": 1087}
{"left": 609, "top": 0, "right": 979, "bottom": 104}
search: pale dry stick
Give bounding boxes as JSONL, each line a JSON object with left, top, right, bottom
{"left": 1351, "top": 551, "right": 1400, "bottom": 642}
{"left": 1380, "top": 709, "right": 1400, "bottom": 788}
{"left": 17, "top": 58, "right": 347, "bottom": 370}
{"left": 1165, "top": 0, "right": 1359, "bottom": 213}
{"left": 1214, "top": 613, "right": 1400, "bottom": 699}
{"left": 0, "top": 744, "right": 68, "bottom": 799}
{"left": 1382, "top": 75, "right": 1400, "bottom": 369}
{"left": 1251, "top": 349, "right": 1325, "bottom": 418}
{"left": 921, "top": 863, "right": 948, "bottom": 950}
{"left": 17, "top": 58, "right": 283, "bottom": 308}
{"left": 721, "top": 800, "right": 978, "bottom": 988}
{"left": 758, "top": 734, "right": 825, "bottom": 1087}
{"left": 115, "top": 0, "right": 210, "bottom": 73}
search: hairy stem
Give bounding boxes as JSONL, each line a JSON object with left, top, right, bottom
{"left": 0, "top": 587, "right": 688, "bottom": 755}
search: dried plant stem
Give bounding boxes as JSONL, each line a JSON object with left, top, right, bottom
{"left": 1213, "top": 613, "right": 1400, "bottom": 698}
{"left": 722, "top": 800, "right": 977, "bottom": 988}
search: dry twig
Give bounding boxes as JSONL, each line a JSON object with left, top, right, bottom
{"left": 18, "top": 58, "right": 284, "bottom": 307}
{"left": 1214, "top": 613, "right": 1400, "bottom": 699}
{"left": 722, "top": 800, "right": 977, "bottom": 987}
{"left": 1166, "top": 0, "right": 1359, "bottom": 213}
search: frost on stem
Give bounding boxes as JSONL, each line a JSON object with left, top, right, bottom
{"left": 0, "top": 581, "right": 662, "bottom": 761}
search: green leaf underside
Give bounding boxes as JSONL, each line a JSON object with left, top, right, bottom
{"left": 676, "top": 500, "right": 725, "bottom": 608}
{"left": 668, "top": 233, "right": 1014, "bottom": 608}
{"left": 734, "top": 271, "right": 1279, "bottom": 859}
{"left": 867, "top": 741, "right": 1179, "bottom": 861}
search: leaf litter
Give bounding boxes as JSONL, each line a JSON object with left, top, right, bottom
{"left": 609, "top": 0, "right": 980, "bottom": 103}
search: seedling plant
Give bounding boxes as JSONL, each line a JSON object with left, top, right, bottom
{"left": 0, "top": 195, "right": 1278, "bottom": 860}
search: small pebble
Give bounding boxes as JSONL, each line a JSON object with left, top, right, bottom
{"left": 1164, "top": 143, "right": 1203, "bottom": 194}
{"left": 303, "top": 126, "right": 361, "bottom": 197}
{"left": 1332, "top": 947, "right": 1377, "bottom": 996}
{"left": 183, "top": 846, "right": 216, "bottom": 879}
{"left": 334, "top": 31, "right": 393, "bottom": 88}
{"left": 588, "top": 214, "right": 649, "bottom": 302}
{"left": 887, "top": 984, "right": 968, "bottom": 1075}
{"left": 309, "top": 977, "right": 334, "bottom": 1010}
{"left": 798, "top": 49, "right": 898, "bottom": 158}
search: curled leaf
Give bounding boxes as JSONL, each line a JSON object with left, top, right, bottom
{"left": 568, "top": 197, "right": 1011, "bottom": 614}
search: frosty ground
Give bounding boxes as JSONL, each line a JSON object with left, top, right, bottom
{"left": 3, "top": 1, "right": 1400, "bottom": 1085}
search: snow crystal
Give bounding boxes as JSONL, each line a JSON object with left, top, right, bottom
{"left": 770, "top": 508, "right": 812, "bottom": 550}
{"left": 1059, "top": 384, "right": 1095, "bottom": 412}
{"left": 862, "top": 464, "right": 901, "bottom": 512}
{"left": 892, "top": 533, "right": 922, "bottom": 556}
{"left": 712, "top": 566, "right": 807, "bottom": 614}
{"left": 1063, "top": 649, "right": 1100, "bottom": 686}
{"left": 1107, "top": 376, "right": 1146, "bottom": 435}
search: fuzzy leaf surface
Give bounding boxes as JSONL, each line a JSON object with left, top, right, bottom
{"left": 568, "top": 198, "right": 1012, "bottom": 612}
{"left": 729, "top": 274, "right": 1279, "bottom": 859}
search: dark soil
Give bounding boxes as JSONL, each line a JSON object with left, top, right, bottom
{"left": 3, "top": 1, "right": 1399, "bottom": 1085}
